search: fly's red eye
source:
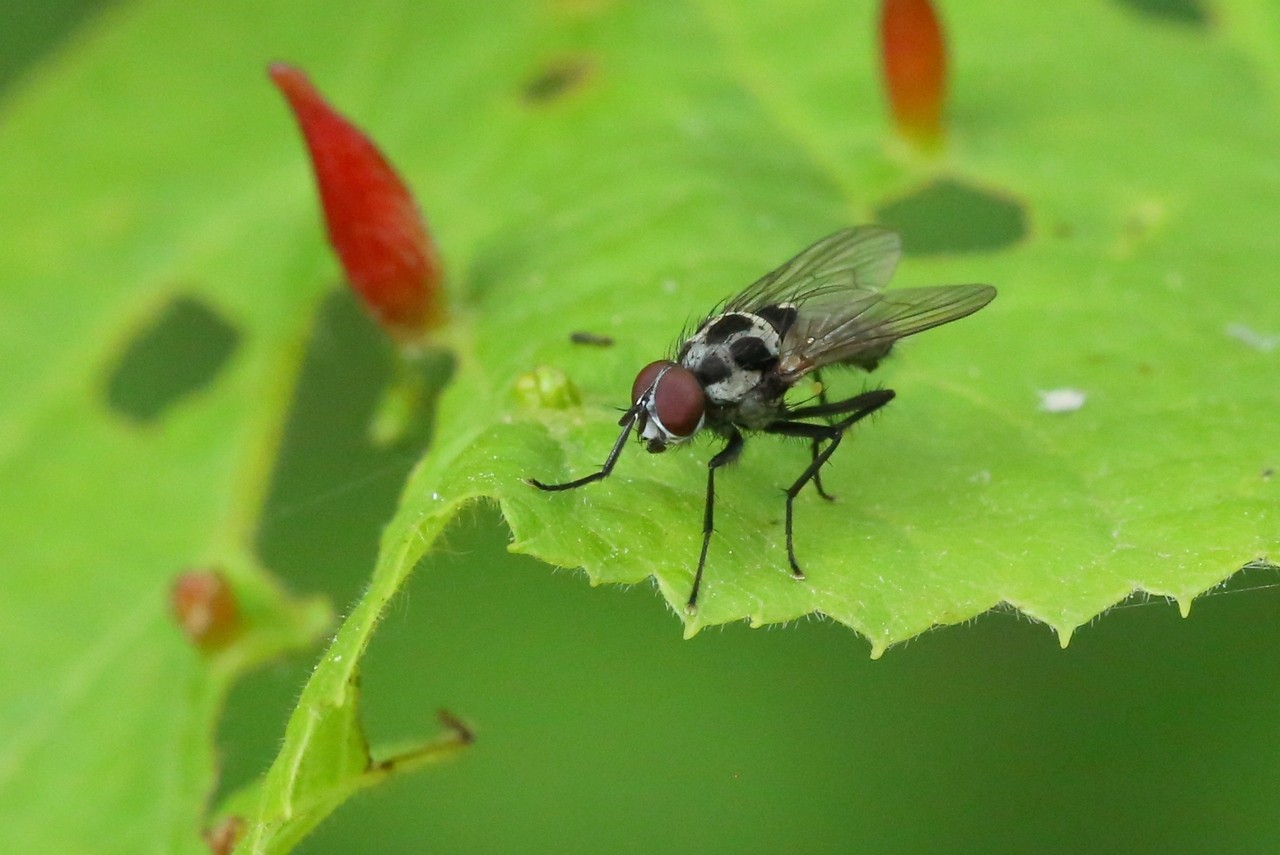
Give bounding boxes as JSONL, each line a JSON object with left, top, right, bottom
{"left": 631, "top": 360, "right": 674, "bottom": 404}
{"left": 652, "top": 365, "right": 705, "bottom": 438}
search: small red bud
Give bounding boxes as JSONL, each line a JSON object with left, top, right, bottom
{"left": 171, "top": 570, "right": 240, "bottom": 651}
{"left": 880, "top": 0, "right": 948, "bottom": 149}
{"left": 202, "top": 814, "right": 244, "bottom": 855}
{"left": 203, "top": 815, "right": 245, "bottom": 855}
{"left": 269, "top": 63, "right": 444, "bottom": 339}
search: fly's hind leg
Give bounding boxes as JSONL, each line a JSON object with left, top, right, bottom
{"left": 764, "top": 389, "right": 895, "bottom": 578}
{"left": 809, "top": 370, "right": 836, "bottom": 501}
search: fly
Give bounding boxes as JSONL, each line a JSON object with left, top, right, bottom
{"left": 529, "top": 226, "right": 996, "bottom": 614}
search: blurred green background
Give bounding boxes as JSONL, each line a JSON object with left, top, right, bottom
{"left": 7, "top": 2, "right": 1280, "bottom": 853}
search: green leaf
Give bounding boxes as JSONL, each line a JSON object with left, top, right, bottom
{"left": 0, "top": 5, "right": 341, "bottom": 852}
{"left": 4, "top": 0, "right": 1278, "bottom": 851}
{"left": 248, "top": 0, "right": 1276, "bottom": 846}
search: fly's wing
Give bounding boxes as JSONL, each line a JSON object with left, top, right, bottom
{"left": 724, "top": 227, "right": 903, "bottom": 313}
{"left": 777, "top": 284, "right": 997, "bottom": 378}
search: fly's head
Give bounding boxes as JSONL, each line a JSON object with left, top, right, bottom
{"left": 628, "top": 360, "right": 705, "bottom": 453}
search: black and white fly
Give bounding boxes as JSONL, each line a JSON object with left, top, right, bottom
{"left": 530, "top": 226, "right": 996, "bottom": 613}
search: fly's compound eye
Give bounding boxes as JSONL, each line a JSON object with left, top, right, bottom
{"left": 631, "top": 360, "right": 673, "bottom": 406}
{"left": 630, "top": 360, "right": 705, "bottom": 449}
{"left": 650, "top": 365, "right": 705, "bottom": 439}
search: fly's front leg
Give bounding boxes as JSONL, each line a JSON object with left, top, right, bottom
{"left": 527, "top": 410, "right": 637, "bottom": 491}
{"left": 687, "top": 427, "right": 744, "bottom": 615}
{"left": 765, "top": 389, "right": 894, "bottom": 578}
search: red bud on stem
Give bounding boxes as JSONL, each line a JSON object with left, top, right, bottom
{"left": 269, "top": 63, "right": 444, "bottom": 339}
{"left": 880, "top": 0, "right": 948, "bottom": 149}
{"left": 171, "top": 570, "right": 240, "bottom": 651}
{"left": 202, "top": 815, "right": 245, "bottom": 855}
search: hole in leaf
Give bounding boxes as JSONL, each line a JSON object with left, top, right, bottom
{"left": 522, "top": 57, "right": 593, "bottom": 104}
{"left": 1113, "top": 0, "right": 1209, "bottom": 26}
{"left": 255, "top": 289, "right": 454, "bottom": 609}
{"left": 105, "top": 295, "right": 239, "bottom": 423}
{"left": 875, "top": 178, "right": 1028, "bottom": 255}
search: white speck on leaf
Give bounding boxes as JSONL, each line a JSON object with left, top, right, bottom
{"left": 1039, "top": 388, "right": 1087, "bottom": 413}
{"left": 1225, "top": 323, "right": 1279, "bottom": 352}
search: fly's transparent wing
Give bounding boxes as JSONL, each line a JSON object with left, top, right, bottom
{"left": 777, "top": 284, "right": 997, "bottom": 378}
{"left": 724, "top": 227, "right": 902, "bottom": 313}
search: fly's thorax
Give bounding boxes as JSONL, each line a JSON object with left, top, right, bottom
{"left": 630, "top": 360, "right": 705, "bottom": 452}
{"left": 677, "top": 310, "right": 789, "bottom": 406}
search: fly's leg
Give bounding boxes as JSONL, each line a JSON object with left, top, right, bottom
{"left": 810, "top": 370, "right": 835, "bottom": 501}
{"left": 687, "top": 427, "right": 745, "bottom": 615}
{"left": 765, "top": 389, "right": 895, "bottom": 578}
{"left": 527, "top": 410, "right": 637, "bottom": 491}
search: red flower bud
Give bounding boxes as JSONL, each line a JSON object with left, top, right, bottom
{"left": 171, "top": 570, "right": 240, "bottom": 651}
{"left": 269, "top": 63, "right": 444, "bottom": 339}
{"left": 880, "top": 0, "right": 947, "bottom": 149}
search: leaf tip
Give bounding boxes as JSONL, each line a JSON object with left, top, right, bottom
{"left": 437, "top": 708, "right": 476, "bottom": 745}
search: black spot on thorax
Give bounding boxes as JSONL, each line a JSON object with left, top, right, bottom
{"left": 703, "top": 313, "right": 755, "bottom": 343}
{"left": 693, "top": 355, "right": 732, "bottom": 386}
{"left": 754, "top": 304, "right": 798, "bottom": 337}
{"left": 729, "top": 336, "right": 777, "bottom": 371}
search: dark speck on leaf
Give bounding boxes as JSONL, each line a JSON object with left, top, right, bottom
{"left": 523, "top": 58, "right": 592, "bottom": 104}
{"left": 570, "top": 331, "right": 614, "bottom": 347}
